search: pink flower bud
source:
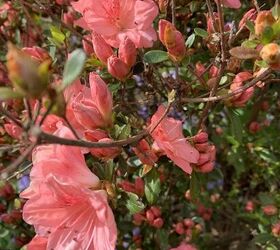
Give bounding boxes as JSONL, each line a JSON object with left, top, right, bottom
{"left": 107, "top": 55, "right": 130, "bottom": 80}
{"left": 119, "top": 36, "right": 137, "bottom": 68}
{"left": 272, "top": 222, "right": 280, "bottom": 237}
{"left": 22, "top": 47, "right": 51, "bottom": 63}
{"left": 95, "top": 138, "right": 120, "bottom": 159}
{"left": 150, "top": 206, "right": 161, "bottom": 217}
{"left": 132, "top": 139, "right": 158, "bottom": 166}
{"left": 245, "top": 200, "right": 254, "bottom": 212}
{"left": 82, "top": 35, "right": 94, "bottom": 55}
{"left": 195, "top": 62, "right": 206, "bottom": 77}
{"left": 146, "top": 210, "right": 155, "bottom": 223}
{"left": 135, "top": 177, "right": 145, "bottom": 197}
{"left": 4, "top": 123, "right": 23, "bottom": 140}
{"left": 249, "top": 121, "right": 261, "bottom": 134}
{"left": 91, "top": 32, "right": 114, "bottom": 64}
{"left": 193, "top": 132, "right": 208, "bottom": 144}
{"left": 174, "top": 222, "right": 184, "bottom": 235}
{"left": 85, "top": 131, "right": 120, "bottom": 159}
{"left": 158, "top": 19, "right": 186, "bottom": 61}
{"left": 230, "top": 72, "right": 254, "bottom": 107}
{"left": 133, "top": 213, "right": 146, "bottom": 225}
{"left": 262, "top": 205, "right": 278, "bottom": 216}
{"left": 208, "top": 145, "right": 216, "bottom": 162}
{"left": 89, "top": 73, "right": 113, "bottom": 127}
{"left": 209, "top": 65, "right": 219, "bottom": 78}
{"left": 0, "top": 182, "right": 14, "bottom": 200}
{"left": 197, "top": 153, "right": 210, "bottom": 165}
{"left": 195, "top": 142, "right": 209, "bottom": 153}
{"left": 183, "top": 218, "right": 194, "bottom": 228}
{"left": 167, "top": 30, "right": 186, "bottom": 61}
{"left": 63, "top": 11, "right": 75, "bottom": 26}
{"left": 152, "top": 218, "right": 164, "bottom": 228}
{"left": 197, "top": 161, "right": 215, "bottom": 173}
{"left": 238, "top": 9, "right": 257, "bottom": 29}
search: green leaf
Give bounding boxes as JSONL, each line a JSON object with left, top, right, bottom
{"left": 194, "top": 28, "right": 208, "bottom": 38}
{"left": 261, "top": 26, "right": 274, "bottom": 44}
{"left": 60, "top": 49, "right": 86, "bottom": 90}
{"left": 144, "top": 168, "right": 161, "bottom": 204}
{"left": 126, "top": 193, "right": 145, "bottom": 214}
{"left": 190, "top": 171, "right": 200, "bottom": 201}
{"left": 272, "top": 0, "right": 280, "bottom": 20}
{"left": 246, "top": 20, "right": 255, "bottom": 34}
{"left": 241, "top": 40, "right": 259, "bottom": 49}
{"left": 258, "top": 192, "right": 275, "bottom": 205}
{"left": 272, "top": 20, "right": 280, "bottom": 37}
{"left": 0, "top": 87, "right": 23, "bottom": 101}
{"left": 156, "top": 230, "right": 169, "bottom": 250}
{"left": 114, "top": 124, "right": 131, "bottom": 140}
{"left": 185, "top": 33, "right": 196, "bottom": 48}
{"left": 229, "top": 46, "right": 259, "bottom": 59}
{"left": 228, "top": 108, "right": 243, "bottom": 143}
{"left": 50, "top": 25, "right": 65, "bottom": 45}
{"left": 143, "top": 50, "right": 169, "bottom": 64}
{"left": 253, "top": 233, "right": 274, "bottom": 244}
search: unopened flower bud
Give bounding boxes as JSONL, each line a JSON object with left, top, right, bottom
{"left": 150, "top": 206, "right": 161, "bottom": 217}
{"left": 197, "top": 161, "right": 215, "bottom": 173}
{"left": 249, "top": 121, "right": 261, "bottom": 134}
{"left": 174, "top": 222, "right": 184, "bottom": 235}
{"left": 152, "top": 217, "right": 164, "bottom": 228}
{"left": 262, "top": 205, "right": 278, "bottom": 216}
{"left": 193, "top": 132, "right": 208, "bottom": 144}
{"left": 107, "top": 55, "right": 130, "bottom": 80}
{"left": 255, "top": 11, "right": 276, "bottom": 37}
{"left": 119, "top": 36, "right": 137, "bottom": 68}
{"left": 91, "top": 32, "right": 113, "bottom": 64}
{"left": 7, "top": 43, "right": 50, "bottom": 97}
{"left": 146, "top": 210, "right": 155, "bottom": 223}
{"left": 260, "top": 43, "right": 280, "bottom": 65}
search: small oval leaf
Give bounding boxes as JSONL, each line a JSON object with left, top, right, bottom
{"left": 61, "top": 49, "right": 86, "bottom": 90}
{"left": 0, "top": 87, "right": 23, "bottom": 101}
{"left": 229, "top": 46, "right": 259, "bottom": 59}
{"left": 143, "top": 50, "right": 169, "bottom": 64}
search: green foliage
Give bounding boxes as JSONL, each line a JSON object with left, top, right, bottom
{"left": 60, "top": 49, "right": 86, "bottom": 90}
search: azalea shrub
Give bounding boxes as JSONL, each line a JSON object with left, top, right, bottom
{"left": 0, "top": 0, "right": 280, "bottom": 249}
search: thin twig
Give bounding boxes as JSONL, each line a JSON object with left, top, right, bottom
{"left": 182, "top": 68, "right": 272, "bottom": 103}
{"left": 0, "top": 142, "right": 37, "bottom": 178}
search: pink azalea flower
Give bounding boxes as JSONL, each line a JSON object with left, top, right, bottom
{"left": 22, "top": 46, "right": 51, "bottom": 63}
{"left": 21, "top": 125, "right": 100, "bottom": 199}
{"left": 170, "top": 242, "right": 197, "bottom": 250}
{"left": 149, "top": 105, "right": 199, "bottom": 174}
{"left": 84, "top": 130, "right": 121, "bottom": 160}
{"left": 220, "top": 0, "right": 241, "bottom": 8}
{"left": 132, "top": 139, "right": 158, "bottom": 166}
{"left": 27, "top": 235, "right": 48, "bottom": 250}
{"left": 230, "top": 72, "right": 254, "bottom": 107}
{"left": 23, "top": 175, "right": 117, "bottom": 250}
{"left": 68, "top": 73, "right": 113, "bottom": 130}
{"left": 72, "top": 0, "right": 159, "bottom": 48}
